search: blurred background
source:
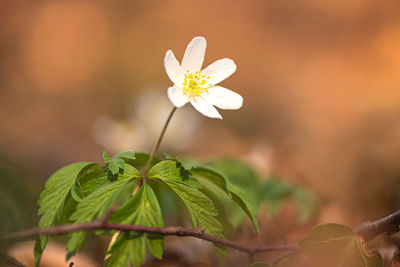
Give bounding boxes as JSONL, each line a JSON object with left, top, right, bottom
{"left": 1, "top": 0, "right": 400, "bottom": 266}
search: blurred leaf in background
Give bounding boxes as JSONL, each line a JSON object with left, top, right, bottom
{"left": 207, "top": 159, "right": 318, "bottom": 226}
{"left": 0, "top": 157, "right": 38, "bottom": 236}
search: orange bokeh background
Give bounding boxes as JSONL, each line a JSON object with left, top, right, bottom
{"left": 1, "top": 0, "right": 400, "bottom": 266}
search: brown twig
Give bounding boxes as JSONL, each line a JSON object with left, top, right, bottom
{"left": 2, "top": 221, "right": 296, "bottom": 255}
{"left": 3, "top": 208, "right": 400, "bottom": 264}
{"left": 354, "top": 209, "right": 400, "bottom": 241}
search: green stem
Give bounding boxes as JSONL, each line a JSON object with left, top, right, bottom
{"left": 108, "top": 107, "right": 176, "bottom": 257}
{"left": 142, "top": 107, "right": 177, "bottom": 176}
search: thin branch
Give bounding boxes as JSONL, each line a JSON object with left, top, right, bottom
{"left": 3, "top": 208, "right": 399, "bottom": 264}
{"left": 354, "top": 209, "right": 400, "bottom": 241}
{"left": 2, "top": 222, "right": 296, "bottom": 255}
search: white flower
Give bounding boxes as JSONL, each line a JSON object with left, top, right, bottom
{"left": 164, "top": 36, "right": 243, "bottom": 119}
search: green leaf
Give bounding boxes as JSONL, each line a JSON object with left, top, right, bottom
{"left": 71, "top": 176, "right": 109, "bottom": 202}
{"left": 262, "top": 177, "right": 290, "bottom": 200}
{"left": 113, "top": 183, "right": 164, "bottom": 259}
{"left": 34, "top": 162, "right": 93, "bottom": 267}
{"left": 194, "top": 175, "right": 243, "bottom": 232}
{"left": 205, "top": 159, "right": 261, "bottom": 230}
{"left": 120, "top": 164, "right": 142, "bottom": 180}
{"left": 164, "top": 152, "right": 197, "bottom": 180}
{"left": 261, "top": 177, "right": 290, "bottom": 218}
{"left": 106, "top": 234, "right": 146, "bottom": 267}
{"left": 157, "top": 179, "right": 223, "bottom": 237}
{"left": 66, "top": 165, "right": 140, "bottom": 260}
{"left": 111, "top": 183, "right": 163, "bottom": 226}
{"left": 103, "top": 150, "right": 136, "bottom": 176}
{"left": 123, "top": 152, "right": 159, "bottom": 172}
{"left": 71, "top": 163, "right": 106, "bottom": 202}
{"left": 267, "top": 199, "right": 284, "bottom": 218}
{"left": 103, "top": 151, "right": 112, "bottom": 163}
{"left": 148, "top": 160, "right": 181, "bottom": 181}
{"left": 148, "top": 160, "right": 202, "bottom": 188}
{"left": 291, "top": 187, "right": 318, "bottom": 224}
{"left": 193, "top": 165, "right": 260, "bottom": 233}
{"left": 228, "top": 184, "right": 259, "bottom": 234}
{"left": 261, "top": 176, "right": 318, "bottom": 223}
{"left": 108, "top": 183, "right": 164, "bottom": 263}
{"left": 147, "top": 235, "right": 163, "bottom": 260}
{"left": 110, "top": 159, "right": 125, "bottom": 175}
{"left": 206, "top": 159, "right": 259, "bottom": 194}
{"left": 191, "top": 166, "right": 229, "bottom": 193}
{"left": 140, "top": 184, "right": 164, "bottom": 259}
{"left": 115, "top": 150, "right": 136, "bottom": 160}
{"left": 299, "top": 223, "right": 383, "bottom": 267}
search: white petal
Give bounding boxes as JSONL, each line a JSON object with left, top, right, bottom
{"left": 164, "top": 50, "right": 182, "bottom": 85}
{"left": 167, "top": 86, "right": 188, "bottom": 108}
{"left": 201, "top": 58, "right": 237, "bottom": 87}
{"left": 190, "top": 96, "right": 222, "bottom": 119}
{"left": 202, "top": 86, "right": 243, "bottom": 110}
{"left": 181, "top": 36, "right": 207, "bottom": 73}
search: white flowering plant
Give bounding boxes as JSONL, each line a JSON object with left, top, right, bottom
{"left": 27, "top": 37, "right": 385, "bottom": 267}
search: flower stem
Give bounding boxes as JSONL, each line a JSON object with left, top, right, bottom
{"left": 142, "top": 107, "right": 177, "bottom": 176}
{"left": 107, "top": 107, "right": 176, "bottom": 258}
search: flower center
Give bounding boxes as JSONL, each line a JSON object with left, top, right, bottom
{"left": 182, "top": 70, "right": 212, "bottom": 98}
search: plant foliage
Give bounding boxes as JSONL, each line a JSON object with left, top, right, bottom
{"left": 34, "top": 152, "right": 319, "bottom": 266}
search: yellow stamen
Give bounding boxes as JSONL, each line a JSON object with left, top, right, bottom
{"left": 181, "top": 71, "right": 211, "bottom": 98}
